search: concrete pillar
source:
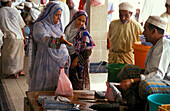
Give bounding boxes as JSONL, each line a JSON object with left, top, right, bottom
{"left": 86, "top": 0, "right": 108, "bottom": 63}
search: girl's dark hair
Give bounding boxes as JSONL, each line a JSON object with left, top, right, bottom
{"left": 148, "top": 23, "right": 164, "bottom": 34}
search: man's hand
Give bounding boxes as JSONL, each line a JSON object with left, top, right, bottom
{"left": 71, "top": 57, "right": 78, "bottom": 69}
{"left": 59, "top": 35, "right": 73, "bottom": 46}
{"left": 119, "top": 79, "right": 133, "bottom": 91}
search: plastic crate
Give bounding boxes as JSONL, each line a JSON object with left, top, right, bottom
{"left": 107, "top": 63, "right": 126, "bottom": 82}
{"left": 158, "top": 104, "right": 170, "bottom": 111}
{"left": 89, "top": 61, "right": 108, "bottom": 73}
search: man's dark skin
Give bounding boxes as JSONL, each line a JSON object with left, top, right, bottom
{"left": 66, "top": 0, "right": 74, "bottom": 9}
{"left": 119, "top": 21, "right": 164, "bottom": 91}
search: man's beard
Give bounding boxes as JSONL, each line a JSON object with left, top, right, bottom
{"left": 121, "top": 20, "right": 128, "bottom": 24}
{"left": 69, "top": 6, "right": 74, "bottom": 9}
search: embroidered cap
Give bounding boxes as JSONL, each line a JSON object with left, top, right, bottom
{"left": 24, "top": 2, "right": 32, "bottom": 8}
{"left": 1, "top": 0, "right": 11, "bottom": 2}
{"left": 147, "top": 16, "right": 167, "bottom": 30}
{"left": 119, "top": 2, "right": 133, "bottom": 12}
{"left": 167, "top": 0, "right": 170, "bottom": 5}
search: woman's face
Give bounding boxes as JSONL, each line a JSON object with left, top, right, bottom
{"left": 53, "top": 10, "right": 62, "bottom": 24}
{"left": 75, "top": 15, "right": 86, "bottom": 28}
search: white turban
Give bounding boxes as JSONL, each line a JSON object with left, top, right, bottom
{"left": 167, "top": 0, "right": 170, "bottom": 5}
{"left": 1, "top": 0, "right": 11, "bottom": 2}
{"left": 119, "top": 2, "right": 133, "bottom": 12}
{"left": 147, "top": 16, "right": 167, "bottom": 30}
{"left": 24, "top": 2, "right": 32, "bottom": 8}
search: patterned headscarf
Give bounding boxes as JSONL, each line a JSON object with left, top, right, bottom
{"left": 64, "top": 10, "right": 95, "bottom": 55}
{"left": 65, "top": 10, "right": 88, "bottom": 30}
{"left": 72, "top": 10, "right": 88, "bottom": 27}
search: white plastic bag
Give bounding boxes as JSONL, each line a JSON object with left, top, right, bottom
{"left": 55, "top": 68, "right": 73, "bottom": 96}
{"left": 105, "top": 82, "right": 115, "bottom": 101}
{"left": 105, "top": 82, "right": 122, "bottom": 102}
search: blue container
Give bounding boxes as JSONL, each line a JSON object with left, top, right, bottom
{"left": 139, "top": 35, "right": 152, "bottom": 46}
{"left": 147, "top": 94, "right": 170, "bottom": 111}
{"left": 165, "top": 34, "right": 170, "bottom": 39}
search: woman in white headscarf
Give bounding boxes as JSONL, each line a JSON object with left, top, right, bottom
{"left": 64, "top": 10, "right": 95, "bottom": 90}
{"left": 29, "top": 1, "right": 72, "bottom": 91}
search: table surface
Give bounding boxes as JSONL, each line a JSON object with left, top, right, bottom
{"left": 26, "top": 90, "right": 109, "bottom": 111}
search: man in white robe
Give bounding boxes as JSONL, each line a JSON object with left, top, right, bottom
{"left": 24, "top": 2, "right": 40, "bottom": 27}
{"left": 117, "top": 16, "right": 170, "bottom": 110}
{"left": 0, "top": 0, "right": 26, "bottom": 79}
{"left": 161, "top": 0, "right": 170, "bottom": 35}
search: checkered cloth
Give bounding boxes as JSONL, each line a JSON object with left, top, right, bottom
{"left": 139, "top": 79, "right": 170, "bottom": 99}
{"left": 117, "top": 64, "right": 143, "bottom": 80}
{"left": 117, "top": 64, "right": 170, "bottom": 107}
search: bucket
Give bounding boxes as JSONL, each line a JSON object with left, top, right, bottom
{"left": 132, "top": 42, "right": 151, "bottom": 69}
{"left": 107, "top": 63, "right": 125, "bottom": 82}
{"left": 147, "top": 94, "right": 170, "bottom": 111}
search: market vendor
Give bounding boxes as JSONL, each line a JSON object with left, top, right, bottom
{"left": 117, "top": 16, "right": 170, "bottom": 110}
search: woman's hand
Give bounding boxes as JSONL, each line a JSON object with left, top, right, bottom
{"left": 59, "top": 35, "right": 73, "bottom": 46}
{"left": 71, "top": 57, "right": 78, "bottom": 69}
{"left": 119, "top": 79, "right": 133, "bottom": 91}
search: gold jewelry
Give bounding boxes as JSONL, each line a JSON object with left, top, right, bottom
{"left": 131, "top": 79, "right": 134, "bottom": 83}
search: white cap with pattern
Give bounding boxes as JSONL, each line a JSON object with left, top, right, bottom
{"left": 147, "top": 16, "right": 167, "bottom": 30}
{"left": 24, "top": 2, "right": 32, "bottom": 8}
{"left": 119, "top": 2, "right": 133, "bottom": 12}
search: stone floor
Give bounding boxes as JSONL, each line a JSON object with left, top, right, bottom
{"left": 0, "top": 73, "right": 108, "bottom": 111}
{"left": 0, "top": 56, "right": 108, "bottom": 111}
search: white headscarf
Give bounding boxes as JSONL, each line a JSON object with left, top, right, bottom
{"left": 49, "top": 0, "right": 70, "bottom": 30}
{"left": 35, "top": 1, "right": 64, "bottom": 37}
{"left": 32, "top": 1, "right": 69, "bottom": 67}
{"left": 64, "top": 20, "right": 78, "bottom": 54}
